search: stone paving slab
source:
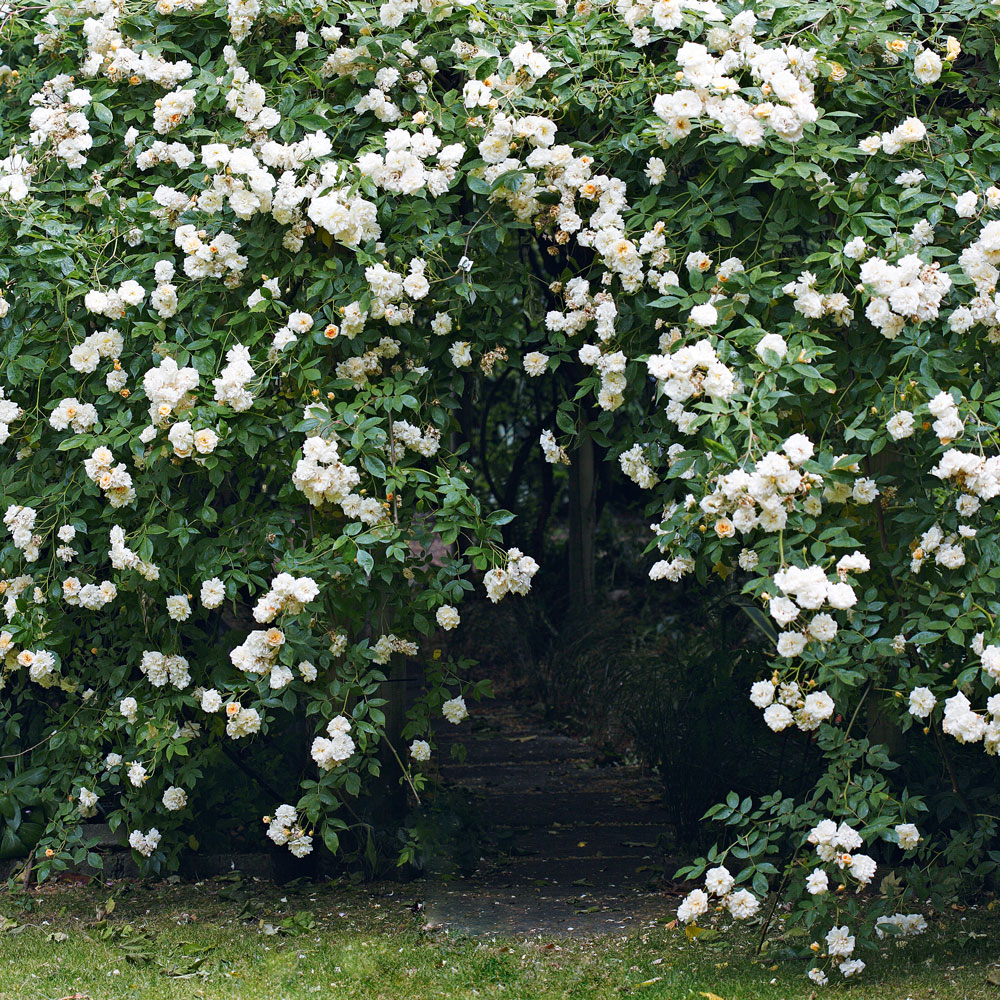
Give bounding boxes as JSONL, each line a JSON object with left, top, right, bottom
{"left": 437, "top": 739, "right": 593, "bottom": 764}
{"left": 421, "top": 880, "right": 671, "bottom": 937}
{"left": 469, "top": 791, "right": 662, "bottom": 827}
{"left": 507, "top": 823, "right": 667, "bottom": 851}
{"left": 440, "top": 762, "right": 656, "bottom": 793}
{"left": 420, "top": 698, "right": 680, "bottom": 937}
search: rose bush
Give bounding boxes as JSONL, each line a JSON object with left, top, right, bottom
{"left": 3, "top": 0, "right": 1000, "bottom": 983}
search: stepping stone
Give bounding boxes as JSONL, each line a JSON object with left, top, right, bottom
{"left": 421, "top": 697, "right": 680, "bottom": 936}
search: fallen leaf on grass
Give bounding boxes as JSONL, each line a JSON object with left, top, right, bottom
{"left": 633, "top": 977, "right": 663, "bottom": 988}
{"left": 700, "top": 992, "right": 727, "bottom": 1000}
{"left": 986, "top": 967, "right": 1000, "bottom": 985}
{"left": 684, "top": 925, "right": 719, "bottom": 941}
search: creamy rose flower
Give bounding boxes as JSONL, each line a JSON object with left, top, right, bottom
{"left": 913, "top": 49, "right": 943, "bottom": 84}
{"left": 676, "top": 888, "right": 708, "bottom": 922}
{"left": 162, "top": 786, "right": 187, "bottom": 811}
{"left": 523, "top": 351, "right": 549, "bottom": 376}
{"left": 193, "top": 428, "right": 219, "bottom": 454}
{"left": 201, "top": 578, "right": 226, "bottom": 608}
{"left": 908, "top": 686, "right": 936, "bottom": 718}
{"left": 166, "top": 594, "right": 191, "bottom": 621}
{"left": 435, "top": 605, "right": 460, "bottom": 630}
{"left": 756, "top": 333, "right": 787, "bottom": 362}
{"left": 442, "top": 696, "right": 468, "bottom": 724}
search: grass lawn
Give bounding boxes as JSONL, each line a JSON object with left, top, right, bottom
{"left": 0, "top": 876, "right": 997, "bottom": 1000}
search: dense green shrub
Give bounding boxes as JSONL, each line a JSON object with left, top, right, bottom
{"left": 4, "top": 0, "right": 1000, "bottom": 983}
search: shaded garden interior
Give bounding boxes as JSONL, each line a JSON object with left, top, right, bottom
{"left": 9, "top": 447, "right": 995, "bottom": 913}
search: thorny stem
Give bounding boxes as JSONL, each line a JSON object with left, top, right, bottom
{"left": 844, "top": 681, "right": 872, "bottom": 741}
{"left": 387, "top": 418, "right": 399, "bottom": 526}
{"left": 380, "top": 730, "right": 421, "bottom": 807}
{"left": 756, "top": 842, "right": 802, "bottom": 955}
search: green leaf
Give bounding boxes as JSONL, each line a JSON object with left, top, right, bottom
{"left": 703, "top": 437, "right": 737, "bottom": 463}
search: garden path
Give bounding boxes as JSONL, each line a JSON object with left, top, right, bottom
{"left": 419, "top": 698, "right": 681, "bottom": 937}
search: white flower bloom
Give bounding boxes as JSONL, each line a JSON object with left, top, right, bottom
{"left": 955, "top": 191, "right": 978, "bottom": 218}
{"left": 435, "top": 605, "right": 460, "bottom": 630}
{"left": 78, "top": 786, "right": 99, "bottom": 818}
{"left": 782, "top": 434, "right": 814, "bottom": 465}
{"left": 676, "top": 888, "right": 709, "bottom": 923}
{"left": 749, "top": 680, "right": 775, "bottom": 708}
{"left": 128, "top": 827, "right": 161, "bottom": 857}
{"left": 839, "top": 958, "right": 865, "bottom": 978}
{"left": 688, "top": 303, "right": 717, "bottom": 327}
{"left": 826, "top": 925, "right": 855, "bottom": 957}
{"left": 887, "top": 411, "right": 915, "bottom": 440}
{"left": 843, "top": 236, "right": 867, "bottom": 260}
{"left": 162, "top": 786, "right": 188, "bottom": 811}
{"left": 755, "top": 333, "right": 787, "bottom": 362}
{"left": 908, "top": 686, "right": 936, "bottom": 718}
{"left": 201, "top": 688, "right": 223, "bottom": 713}
{"left": 523, "top": 351, "right": 549, "bottom": 376}
{"left": 442, "top": 696, "right": 468, "bottom": 724}
{"left": 449, "top": 341, "right": 472, "bottom": 368}
{"left": 201, "top": 578, "right": 226, "bottom": 608}
{"left": 806, "top": 870, "right": 828, "bottom": 894}
{"left": 776, "top": 631, "right": 807, "bottom": 658}
{"left": 849, "top": 853, "right": 877, "bottom": 885}
{"left": 763, "top": 703, "right": 794, "bottom": 731}
{"left": 166, "top": 594, "right": 191, "bottom": 621}
{"left": 726, "top": 889, "right": 759, "bottom": 919}
{"left": 704, "top": 865, "right": 734, "bottom": 896}
{"left": 913, "top": 49, "right": 943, "bottom": 84}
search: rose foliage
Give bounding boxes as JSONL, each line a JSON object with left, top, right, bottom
{"left": 3, "top": 0, "right": 1000, "bottom": 983}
